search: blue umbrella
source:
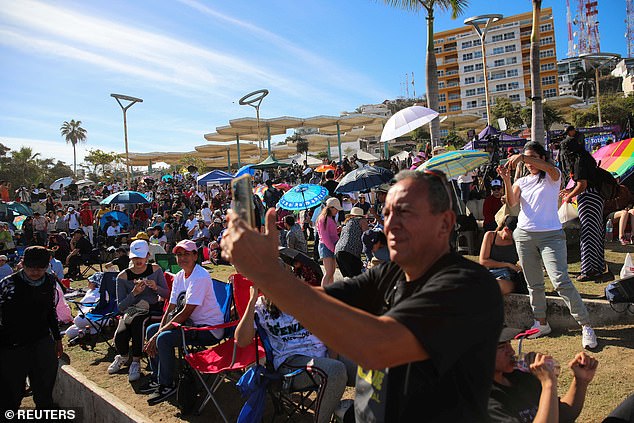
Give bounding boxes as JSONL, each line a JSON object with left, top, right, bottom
{"left": 235, "top": 165, "right": 255, "bottom": 177}
{"left": 161, "top": 174, "right": 173, "bottom": 182}
{"left": 335, "top": 166, "right": 393, "bottom": 193}
{"left": 100, "top": 191, "right": 149, "bottom": 205}
{"left": 278, "top": 184, "right": 328, "bottom": 211}
{"left": 6, "top": 201, "right": 33, "bottom": 217}
{"left": 99, "top": 210, "right": 131, "bottom": 231}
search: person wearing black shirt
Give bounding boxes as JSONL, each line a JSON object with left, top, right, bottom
{"left": 488, "top": 327, "right": 598, "bottom": 423}
{"left": 322, "top": 170, "right": 339, "bottom": 197}
{"left": 560, "top": 126, "right": 611, "bottom": 282}
{"left": 0, "top": 246, "right": 63, "bottom": 411}
{"left": 263, "top": 180, "right": 281, "bottom": 210}
{"left": 65, "top": 229, "right": 93, "bottom": 279}
{"left": 220, "top": 170, "right": 504, "bottom": 422}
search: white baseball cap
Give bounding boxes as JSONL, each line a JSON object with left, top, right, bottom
{"left": 129, "top": 240, "right": 149, "bottom": 259}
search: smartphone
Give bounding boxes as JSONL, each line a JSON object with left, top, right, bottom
{"left": 231, "top": 174, "right": 255, "bottom": 227}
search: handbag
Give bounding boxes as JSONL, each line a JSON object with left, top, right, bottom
{"left": 558, "top": 202, "right": 579, "bottom": 224}
{"left": 605, "top": 275, "right": 634, "bottom": 314}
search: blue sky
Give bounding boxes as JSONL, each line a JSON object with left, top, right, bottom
{"left": 0, "top": 0, "right": 629, "bottom": 167}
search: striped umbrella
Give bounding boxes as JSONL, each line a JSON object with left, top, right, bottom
{"left": 253, "top": 184, "right": 267, "bottom": 201}
{"left": 418, "top": 150, "right": 490, "bottom": 179}
{"left": 592, "top": 138, "right": 634, "bottom": 181}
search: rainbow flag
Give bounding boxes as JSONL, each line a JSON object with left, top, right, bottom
{"left": 592, "top": 138, "right": 634, "bottom": 181}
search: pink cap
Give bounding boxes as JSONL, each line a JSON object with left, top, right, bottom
{"left": 172, "top": 239, "right": 198, "bottom": 253}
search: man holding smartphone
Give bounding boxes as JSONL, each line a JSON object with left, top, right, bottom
{"left": 221, "top": 170, "right": 503, "bottom": 421}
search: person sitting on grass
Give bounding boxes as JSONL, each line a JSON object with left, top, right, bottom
{"left": 235, "top": 284, "right": 354, "bottom": 423}
{"left": 108, "top": 240, "right": 168, "bottom": 382}
{"left": 142, "top": 240, "right": 225, "bottom": 405}
{"left": 479, "top": 216, "right": 527, "bottom": 296}
{"left": 488, "top": 327, "right": 598, "bottom": 422}
{"left": 105, "top": 247, "right": 130, "bottom": 272}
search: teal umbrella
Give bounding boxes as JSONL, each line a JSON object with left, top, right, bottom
{"left": 418, "top": 150, "right": 489, "bottom": 179}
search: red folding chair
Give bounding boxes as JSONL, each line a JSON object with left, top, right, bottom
{"left": 175, "top": 274, "right": 264, "bottom": 419}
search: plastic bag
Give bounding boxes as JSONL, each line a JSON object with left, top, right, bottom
{"left": 558, "top": 202, "right": 578, "bottom": 223}
{"left": 620, "top": 253, "right": 634, "bottom": 279}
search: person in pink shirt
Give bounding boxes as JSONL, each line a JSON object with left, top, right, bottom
{"left": 316, "top": 198, "right": 342, "bottom": 287}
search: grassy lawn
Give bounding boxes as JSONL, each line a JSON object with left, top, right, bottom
{"left": 52, "top": 242, "right": 633, "bottom": 422}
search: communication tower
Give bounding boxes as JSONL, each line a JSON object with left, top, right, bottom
{"left": 627, "top": 0, "right": 634, "bottom": 58}
{"left": 575, "top": 0, "right": 600, "bottom": 55}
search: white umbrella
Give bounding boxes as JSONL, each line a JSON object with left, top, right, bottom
{"left": 50, "top": 176, "right": 74, "bottom": 190}
{"left": 380, "top": 106, "right": 439, "bottom": 142}
{"left": 75, "top": 179, "right": 95, "bottom": 187}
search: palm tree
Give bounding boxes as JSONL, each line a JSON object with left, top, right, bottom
{"left": 382, "top": 0, "right": 469, "bottom": 147}
{"left": 529, "top": 0, "right": 545, "bottom": 145}
{"left": 60, "top": 119, "right": 87, "bottom": 176}
{"left": 571, "top": 67, "right": 596, "bottom": 103}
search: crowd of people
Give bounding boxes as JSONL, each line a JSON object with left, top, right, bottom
{"left": 1, "top": 128, "right": 634, "bottom": 422}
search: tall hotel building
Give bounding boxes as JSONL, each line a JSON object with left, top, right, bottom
{"left": 434, "top": 8, "right": 559, "bottom": 121}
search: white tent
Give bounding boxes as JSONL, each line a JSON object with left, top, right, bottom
{"left": 355, "top": 150, "right": 379, "bottom": 162}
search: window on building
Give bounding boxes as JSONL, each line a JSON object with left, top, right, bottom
{"left": 539, "top": 49, "right": 554, "bottom": 58}
{"left": 437, "top": 70, "right": 444, "bottom": 76}
{"left": 494, "top": 59, "right": 505, "bottom": 67}
{"left": 473, "top": 39, "right": 482, "bottom": 47}
{"left": 438, "top": 81, "right": 445, "bottom": 88}
{"left": 492, "top": 34, "right": 503, "bottom": 42}
{"left": 544, "top": 88, "right": 557, "bottom": 98}
{"left": 503, "top": 32, "right": 516, "bottom": 40}
{"left": 541, "top": 75, "right": 556, "bottom": 85}
{"left": 461, "top": 41, "right": 472, "bottom": 49}
{"left": 495, "top": 84, "right": 507, "bottom": 92}
{"left": 491, "top": 71, "right": 506, "bottom": 80}
{"left": 505, "top": 45, "right": 516, "bottom": 53}
{"left": 507, "top": 57, "right": 518, "bottom": 65}
{"left": 475, "top": 63, "right": 484, "bottom": 71}
{"left": 438, "top": 105, "right": 447, "bottom": 113}
{"left": 434, "top": 47, "right": 442, "bottom": 54}
{"left": 466, "top": 89, "right": 476, "bottom": 96}
{"left": 465, "top": 76, "right": 475, "bottom": 84}
{"left": 507, "top": 69, "right": 519, "bottom": 77}
{"left": 474, "top": 51, "right": 482, "bottom": 59}
{"left": 540, "top": 62, "right": 555, "bottom": 71}
{"left": 539, "top": 23, "right": 552, "bottom": 32}
{"left": 467, "top": 100, "right": 478, "bottom": 109}
{"left": 463, "top": 53, "right": 473, "bottom": 61}
{"left": 438, "top": 93, "right": 446, "bottom": 102}
{"left": 477, "top": 87, "right": 486, "bottom": 95}
{"left": 540, "top": 36, "right": 553, "bottom": 46}
{"left": 508, "top": 81, "right": 520, "bottom": 90}
{"left": 493, "top": 47, "right": 504, "bottom": 55}
{"left": 449, "top": 104, "right": 461, "bottom": 112}
{"left": 463, "top": 64, "right": 474, "bottom": 72}
{"left": 509, "top": 94, "right": 521, "bottom": 101}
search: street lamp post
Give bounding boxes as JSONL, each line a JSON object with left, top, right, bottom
{"left": 111, "top": 93, "right": 143, "bottom": 188}
{"left": 579, "top": 53, "right": 621, "bottom": 127}
{"left": 239, "top": 89, "right": 269, "bottom": 159}
{"left": 464, "top": 14, "right": 503, "bottom": 126}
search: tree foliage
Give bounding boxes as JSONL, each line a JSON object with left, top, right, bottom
{"left": 83, "top": 149, "right": 119, "bottom": 179}
{"left": 0, "top": 144, "right": 73, "bottom": 190}
{"left": 60, "top": 119, "right": 87, "bottom": 176}
{"left": 179, "top": 155, "right": 206, "bottom": 173}
{"left": 491, "top": 97, "right": 525, "bottom": 130}
{"left": 571, "top": 67, "right": 596, "bottom": 102}
{"left": 286, "top": 133, "right": 309, "bottom": 160}
{"left": 520, "top": 101, "right": 566, "bottom": 131}
{"left": 570, "top": 93, "right": 634, "bottom": 128}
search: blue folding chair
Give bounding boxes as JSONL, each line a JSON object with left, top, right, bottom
{"left": 70, "top": 271, "right": 119, "bottom": 347}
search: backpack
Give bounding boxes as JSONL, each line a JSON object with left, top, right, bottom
{"left": 595, "top": 167, "right": 620, "bottom": 201}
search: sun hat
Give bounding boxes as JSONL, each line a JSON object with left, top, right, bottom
{"left": 213, "top": 218, "right": 222, "bottom": 224}
{"left": 172, "top": 239, "right": 198, "bottom": 254}
{"left": 132, "top": 231, "right": 149, "bottom": 241}
{"left": 0, "top": 255, "right": 7, "bottom": 261}
{"left": 499, "top": 327, "right": 522, "bottom": 343}
{"left": 129, "top": 240, "right": 150, "bottom": 259}
{"left": 325, "top": 197, "right": 343, "bottom": 211}
{"left": 349, "top": 207, "right": 365, "bottom": 218}
{"left": 375, "top": 183, "right": 391, "bottom": 193}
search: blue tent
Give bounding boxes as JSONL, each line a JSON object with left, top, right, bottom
{"left": 235, "top": 165, "right": 256, "bottom": 177}
{"left": 197, "top": 170, "right": 234, "bottom": 185}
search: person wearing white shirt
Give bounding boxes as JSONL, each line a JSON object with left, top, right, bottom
{"left": 143, "top": 240, "right": 224, "bottom": 405}
{"left": 200, "top": 203, "right": 212, "bottom": 225}
{"left": 184, "top": 213, "right": 198, "bottom": 232}
{"left": 64, "top": 207, "right": 80, "bottom": 231}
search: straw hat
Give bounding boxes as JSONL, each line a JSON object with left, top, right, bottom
{"left": 349, "top": 207, "right": 365, "bottom": 218}
{"left": 325, "top": 197, "right": 343, "bottom": 211}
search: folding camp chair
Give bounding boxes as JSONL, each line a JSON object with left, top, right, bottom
{"left": 79, "top": 247, "right": 105, "bottom": 279}
{"left": 154, "top": 253, "right": 182, "bottom": 274}
{"left": 174, "top": 275, "right": 264, "bottom": 419}
{"left": 69, "top": 271, "right": 118, "bottom": 347}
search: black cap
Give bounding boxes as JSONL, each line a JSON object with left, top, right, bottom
{"left": 499, "top": 327, "right": 522, "bottom": 343}
{"left": 73, "top": 229, "right": 84, "bottom": 236}
{"left": 565, "top": 125, "right": 576, "bottom": 133}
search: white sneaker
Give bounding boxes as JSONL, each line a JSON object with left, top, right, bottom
{"left": 582, "top": 326, "right": 598, "bottom": 349}
{"left": 527, "top": 320, "right": 552, "bottom": 339}
{"left": 107, "top": 355, "right": 127, "bottom": 374}
{"left": 128, "top": 361, "right": 141, "bottom": 382}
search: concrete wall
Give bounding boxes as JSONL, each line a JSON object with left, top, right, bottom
{"left": 504, "top": 294, "right": 634, "bottom": 330}
{"left": 54, "top": 364, "right": 152, "bottom": 423}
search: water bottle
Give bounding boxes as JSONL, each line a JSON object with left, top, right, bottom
{"left": 605, "top": 220, "right": 614, "bottom": 242}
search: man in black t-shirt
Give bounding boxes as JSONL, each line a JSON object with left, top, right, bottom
{"left": 322, "top": 170, "right": 339, "bottom": 197}
{"left": 220, "top": 170, "right": 504, "bottom": 422}
{"left": 65, "top": 229, "right": 93, "bottom": 278}
{"left": 488, "top": 327, "right": 598, "bottom": 422}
